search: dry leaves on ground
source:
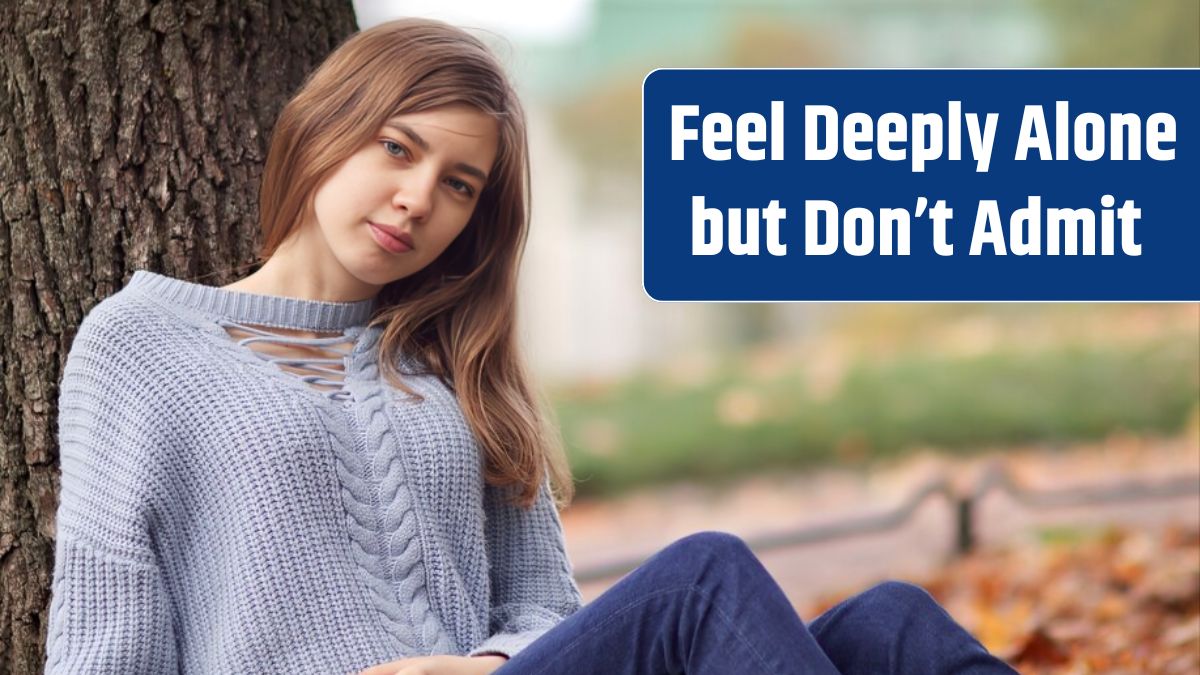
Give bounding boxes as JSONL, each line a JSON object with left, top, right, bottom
{"left": 806, "top": 524, "right": 1200, "bottom": 674}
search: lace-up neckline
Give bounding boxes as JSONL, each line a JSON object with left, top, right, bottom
{"left": 217, "top": 320, "right": 362, "bottom": 401}
{"left": 126, "top": 270, "right": 379, "bottom": 401}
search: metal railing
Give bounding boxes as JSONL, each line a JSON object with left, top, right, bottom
{"left": 573, "top": 464, "right": 1200, "bottom": 584}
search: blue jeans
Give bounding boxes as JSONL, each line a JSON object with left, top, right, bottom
{"left": 494, "top": 531, "right": 1018, "bottom": 675}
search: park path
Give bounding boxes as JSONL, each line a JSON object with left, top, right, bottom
{"left": 559, "top": 433, "right": 1200, "bottom": 611}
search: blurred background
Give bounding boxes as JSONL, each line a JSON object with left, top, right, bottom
{"left": 358, "top": 1, "right": 1199, "bottom": 670}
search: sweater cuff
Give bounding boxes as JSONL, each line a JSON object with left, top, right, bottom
{"left": 468, "top": 631, "right": 545, "bottom": 660}
{"left": 46, "top": 537, "right": 178, "bottom": 673}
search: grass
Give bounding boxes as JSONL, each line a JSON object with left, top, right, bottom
{"left": 553, "top": 336, "right": 1200, "bottom": 498}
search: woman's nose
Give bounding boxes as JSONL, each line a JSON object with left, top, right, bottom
{"left": 392, "top": 173, "right": 435, "bottom": 222}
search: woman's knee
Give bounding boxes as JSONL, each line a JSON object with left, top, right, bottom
{"left": 813, "top": 580, "right": 943, "bottom": 635}
{"left": 812, "top": 581, "right": 941, "bottom": 642}
{"left": 855, "top": 580, "right": 946, "bottom": 621}
{"left": 811, "top": 581, "right": 962, "bottom": 671}
{"left": 634, "top": 531, "right": 759, "bottom": 592}
{"left": 654, "top": 531, "right": 772, "bottom": 604}
{"left": 830, "top": 578, "right": 960, "bottom": 629}
{"left": 664, "top": 530, "right": 755, "bottom": 564}
{"left": 655, "top": 531, "right": 759, "bottom": 579}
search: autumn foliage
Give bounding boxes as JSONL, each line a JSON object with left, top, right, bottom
{"left": 807, "top": 524, "right": 1200, "bottom": 674}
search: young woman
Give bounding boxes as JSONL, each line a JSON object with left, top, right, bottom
{"left": 46, "top": 18, "right": 1018, "bottom": 675}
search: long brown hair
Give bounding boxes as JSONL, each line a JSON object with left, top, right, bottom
{"left": 256, "top": 18, "right": 572, "bottom": 508}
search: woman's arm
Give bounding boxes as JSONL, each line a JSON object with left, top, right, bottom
{"left": 467, "top": 479, "right": 583, "bottom": 659}
{"left": 358, "top": 654, "right": 506, "bottom": 675}
{"left": 45, "top": 537, "right": 178, "bottom": 673}
{"left": 359, "top": 475, "right": 578, "bottom": 673}
{"left": 45, "top": 305, "right": 179, "bottom": 672}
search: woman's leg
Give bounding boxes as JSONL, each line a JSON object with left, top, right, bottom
{"left": 808, "top": 580, "right": 1019, "bottom": 675}
{"left": 494, "top": 531, "right": 841, "bottom": 675}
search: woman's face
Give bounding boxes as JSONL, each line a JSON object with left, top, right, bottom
{"left": 308, "top": 104, "right": 500, "bottom": 288}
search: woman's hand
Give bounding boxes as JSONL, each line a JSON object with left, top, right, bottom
{"left": 358, "top": 654, "right": 507, "bottom": 675}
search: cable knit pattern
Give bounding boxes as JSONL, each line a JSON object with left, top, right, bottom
{"left": 46, "top": 270, "right": 583, "bottom": 674}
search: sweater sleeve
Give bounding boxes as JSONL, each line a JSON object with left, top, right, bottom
{"left": 45, "top": 538, "right": 178, "bottom": 673}
{"left": 468, "top": 480, "right": 583, "bottom": 659}
{"left": 45, "top": 303, "right": 179, "bottom": 673}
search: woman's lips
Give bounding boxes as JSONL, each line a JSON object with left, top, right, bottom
{"left": 368, "top": 222, "right": 414, "bottom": 253}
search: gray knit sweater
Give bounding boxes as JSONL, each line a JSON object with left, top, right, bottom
{"left": 46, "top": 270, "right": 582, "bottom": 674}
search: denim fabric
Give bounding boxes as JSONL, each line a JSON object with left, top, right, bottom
{"left": 495, "top": 531, "right": 1019, "bottom": 675}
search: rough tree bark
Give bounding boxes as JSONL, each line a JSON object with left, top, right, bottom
{"left": 0, "top": 1, "right": 357, "bottom": 671}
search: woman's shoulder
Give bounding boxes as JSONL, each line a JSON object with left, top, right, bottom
{"left": 77, "top": 279, "right": 158, "bottom": 330}
{"left": 65, "top": 278, "right": 210, "bottom": 396}
{"left": 72, "top": 283, "right": 182, "bottom": 355}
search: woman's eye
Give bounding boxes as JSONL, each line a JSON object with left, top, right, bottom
{"left": 446, "top": 178, "right": 475, "bottom": 197}
{"left": 381, "top": 140, "right": 408, "bottom": 158}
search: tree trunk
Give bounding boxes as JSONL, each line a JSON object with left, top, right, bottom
{"left": 0, "top": 1, "right": 357, "bottom": 671}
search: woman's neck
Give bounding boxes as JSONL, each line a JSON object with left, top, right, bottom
{"left": 224, "top": 234, "right": 381, "bottom": 303}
